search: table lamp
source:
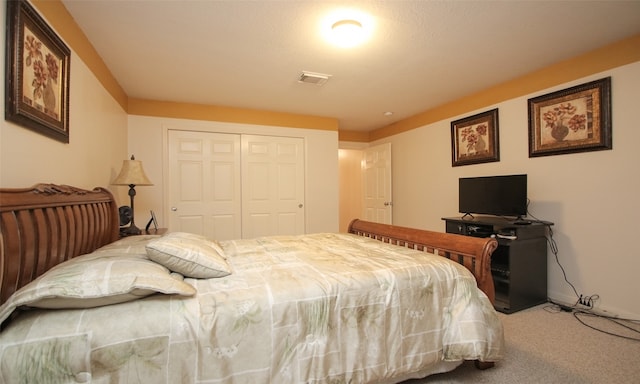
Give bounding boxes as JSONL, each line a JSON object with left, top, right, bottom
{"left": 112, "top": 155, "right": 153, "bottom": 236}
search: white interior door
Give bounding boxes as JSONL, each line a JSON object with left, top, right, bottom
{"left": 242, "top": 134, "right": 305, "bottom": 238}
{"left": 362, "top": 143, "right": 392, "bottom": 224}
{"left": 168, "top": 130, "right": 241, "bottom": 240}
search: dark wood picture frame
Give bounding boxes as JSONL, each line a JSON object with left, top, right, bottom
{"left": 5, "top": 0, "right": 71, "bottom": 143}
{"left": 451, "top": 108, "right": 500, "bottom": 167}
{"left": 528, "top": 77, "right": 611, "bottom": 157}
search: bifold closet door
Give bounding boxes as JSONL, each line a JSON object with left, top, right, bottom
{"left": 168, "top": 130, "right": 242, "bottom": 240}
{"left": 241, "top": 134, "right": 305, "bottom": 238}
{"left": 168, "top": 130, "right": 305, "bottom": 240}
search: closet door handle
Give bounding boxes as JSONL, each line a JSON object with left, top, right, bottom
{"left": 171, "top": 207, "right": 178, "bottom": 211}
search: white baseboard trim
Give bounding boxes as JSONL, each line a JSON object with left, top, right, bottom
{"left": 547, "top": 291, "right": 638, "bottom": 319}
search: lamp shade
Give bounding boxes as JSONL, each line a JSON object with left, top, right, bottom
{"left": 112, "top": 155, "right": 153, "bottom": 186}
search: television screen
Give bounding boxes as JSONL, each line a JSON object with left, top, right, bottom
{"left": 459, "top": 174, "right": 527, "bottom": 217}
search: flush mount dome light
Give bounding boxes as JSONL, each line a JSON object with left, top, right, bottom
{"left": 333, "top": 19, "right": 362, "bottom": 34}
{"left": 331, "top": 19, "right": 364, "bottom": 48}
{"left": 323, "top": 11, "right": 372, "bottom": 48}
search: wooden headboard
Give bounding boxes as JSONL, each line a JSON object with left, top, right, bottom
{"left": 349, "top": 219, "right": 498, "bottom": 304}
{"left": 0, "top": 184, "right": 119, "bottom": 304}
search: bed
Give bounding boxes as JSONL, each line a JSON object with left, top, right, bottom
{"left": 0, "top": 183, "right": 504, "bottom": 383}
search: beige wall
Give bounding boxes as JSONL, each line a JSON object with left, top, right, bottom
{"left": 4, "top": 1, "right": 639, "bottom": 318}
{"left": 338, "top": 148, "right": 364, "bottom": 232}
{"left": 126, "top": 115, "right": 339, "bottom": 234}
{"left": 0, "top": 3, "right": 128, "bottom": 199}
{"left": 370, "top": 62, "right": 640, "bottom": 318}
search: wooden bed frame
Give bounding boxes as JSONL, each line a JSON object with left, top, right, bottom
{"left": 0, "top": 184, "right": 119, "bottom": 304}
{"left": 1, "top": 184, "right": 499, "bottom": 370}
{"left": 349, "top": 219, "right": 497, "bottom": 305}
{"left": 0, "top": 184, "right": 497, "bottom": 308}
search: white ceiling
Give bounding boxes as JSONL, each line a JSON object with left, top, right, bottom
{"left": 61, "top": 0, "right": 640, "bottom": 133}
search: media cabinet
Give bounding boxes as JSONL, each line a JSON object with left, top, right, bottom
{"left": 442, "top": 216, "right": 553, "bottom": 313}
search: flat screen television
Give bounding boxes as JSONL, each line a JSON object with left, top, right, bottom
{"left": 458, "top": 174, "right": 527, "bottom": 218}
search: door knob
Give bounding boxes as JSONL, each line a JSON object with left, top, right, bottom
{"left": 171, "top": 207, "right": 177, "bottom": 211}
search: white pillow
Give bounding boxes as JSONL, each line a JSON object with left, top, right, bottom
{"left": 165, "top": 232, "right": 227, "bottom": 259}
{"left": 0, "top": 254, "right": 196, "bottom": 324}
{"left": 93, "top": 234, "right": 162, "bottom": 256}
{"left": 145, "top": 236, "right": 232, "bottom": 278}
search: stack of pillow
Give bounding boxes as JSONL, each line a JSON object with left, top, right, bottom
{"left": 0, "top": 232, "right": 231, "bottom": 325}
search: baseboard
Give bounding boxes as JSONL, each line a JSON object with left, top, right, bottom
{"left": 547, "top": 291, "right": 638, "bottom": 319}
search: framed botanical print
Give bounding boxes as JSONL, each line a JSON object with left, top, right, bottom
{"left": 5, "top": 0, "right": 71, "bottom": 143}
{"left": 528, "top": 77, "right": 611, "bottom": 157}
{"left": 451, "top": 108, "right": 500, "bottom": 167}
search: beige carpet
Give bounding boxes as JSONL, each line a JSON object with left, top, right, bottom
{"left": 404, "top": 304, "right": 640, "bottom": 384}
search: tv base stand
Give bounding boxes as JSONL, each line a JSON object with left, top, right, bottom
{"left": 442, "top": 215, "right": 553, "bottom": 313}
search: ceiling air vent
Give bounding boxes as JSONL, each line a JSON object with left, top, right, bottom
{"left": 298, "top": 71, "right": 331, "bottom": 85}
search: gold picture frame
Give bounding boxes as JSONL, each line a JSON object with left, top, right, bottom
{"left": 528, "top": 77, "right": 611, "bottom": 157}
{"left": 5, "top": 0, "right": 71, "bottom": 143}
{"left": 451, "top": 108, "right": 500, "bottom": 167}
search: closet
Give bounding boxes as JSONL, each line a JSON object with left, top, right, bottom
{"left": 168, "top": 130, "right": 305, "bottom": 240}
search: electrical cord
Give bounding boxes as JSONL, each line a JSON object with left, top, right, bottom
{"left": 575, "top": 294, "right": 599, "bottom": 308}
{"left": 527, "top": 208, "right": 580, "bottom": 299}
{"left": 572, "top": 310, "right": 640, "bottom": 342}
{"left": 544, "top": 302, "right": 640, "bottom": 341}
{"left": 529, "top": 206, "right": 640, "bottom": 340}
{"left": 546, "top": 226, "right": 580, "bottom": 299}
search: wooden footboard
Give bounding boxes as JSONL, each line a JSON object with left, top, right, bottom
{"left": 0, "top": 184, "right": 119, "bottom": 305}
{"left": 348, "top": 219, "right": 498, "bottom": 305}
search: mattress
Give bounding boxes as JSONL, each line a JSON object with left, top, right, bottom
{"left": 0, "top": 232, "right": 504, "bottom": 383}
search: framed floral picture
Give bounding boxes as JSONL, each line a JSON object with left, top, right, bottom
{"left": 528, "top": 77, "right": 611, "bottom": 157}
{"left": 5, "top": 0, "right": 71, "bottom": 143}
{"left": 450, "top": 108, "right": 500, "bottom": 167}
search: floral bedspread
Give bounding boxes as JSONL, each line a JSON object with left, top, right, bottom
{"left": 0, "top": 233, "right": 503, "bottom": 383}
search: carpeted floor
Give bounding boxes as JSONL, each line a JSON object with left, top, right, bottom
{"left": 403, "top": 304, "right": 640, "bottom": 383}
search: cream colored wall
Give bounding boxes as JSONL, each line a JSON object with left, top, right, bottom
{"left": 0, "top": 6, "right": 128, "bottom": 196}
{"left": 4, "top": 0, "right": 638, "bottom": 318}
{"left": 372, "top": 62, "right": 640, "bottom": 318}
{"left": 126, "top": 115, "right": 339, "bottom": 234}
{"left": 338, "top": 149, "right": 364, "bottom": 232}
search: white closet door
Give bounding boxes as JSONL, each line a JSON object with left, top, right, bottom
{"left": 362, "top": 143, "right": 392, "bottom": 224}
{"left": 168, "top": 130, "right": 242, "bottom": 240}
{"left": 241, "top": 134, "right": 305, "bottom": 238}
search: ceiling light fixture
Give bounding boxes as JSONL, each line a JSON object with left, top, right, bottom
{"left": 333, "top": 19, "right": 362, "bottom": 33}
{"left": 331, "top": 19, "right": 365, "bottom": 48}
{"left": 321, "top": 10, "right": 373, "bottom": 48}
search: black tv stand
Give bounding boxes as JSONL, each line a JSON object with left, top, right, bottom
{"left": 442, "top": 215, "right": 553, "bottom": 313}
{"left": 513, "top": 218, "right": 531, "bottom": 225}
